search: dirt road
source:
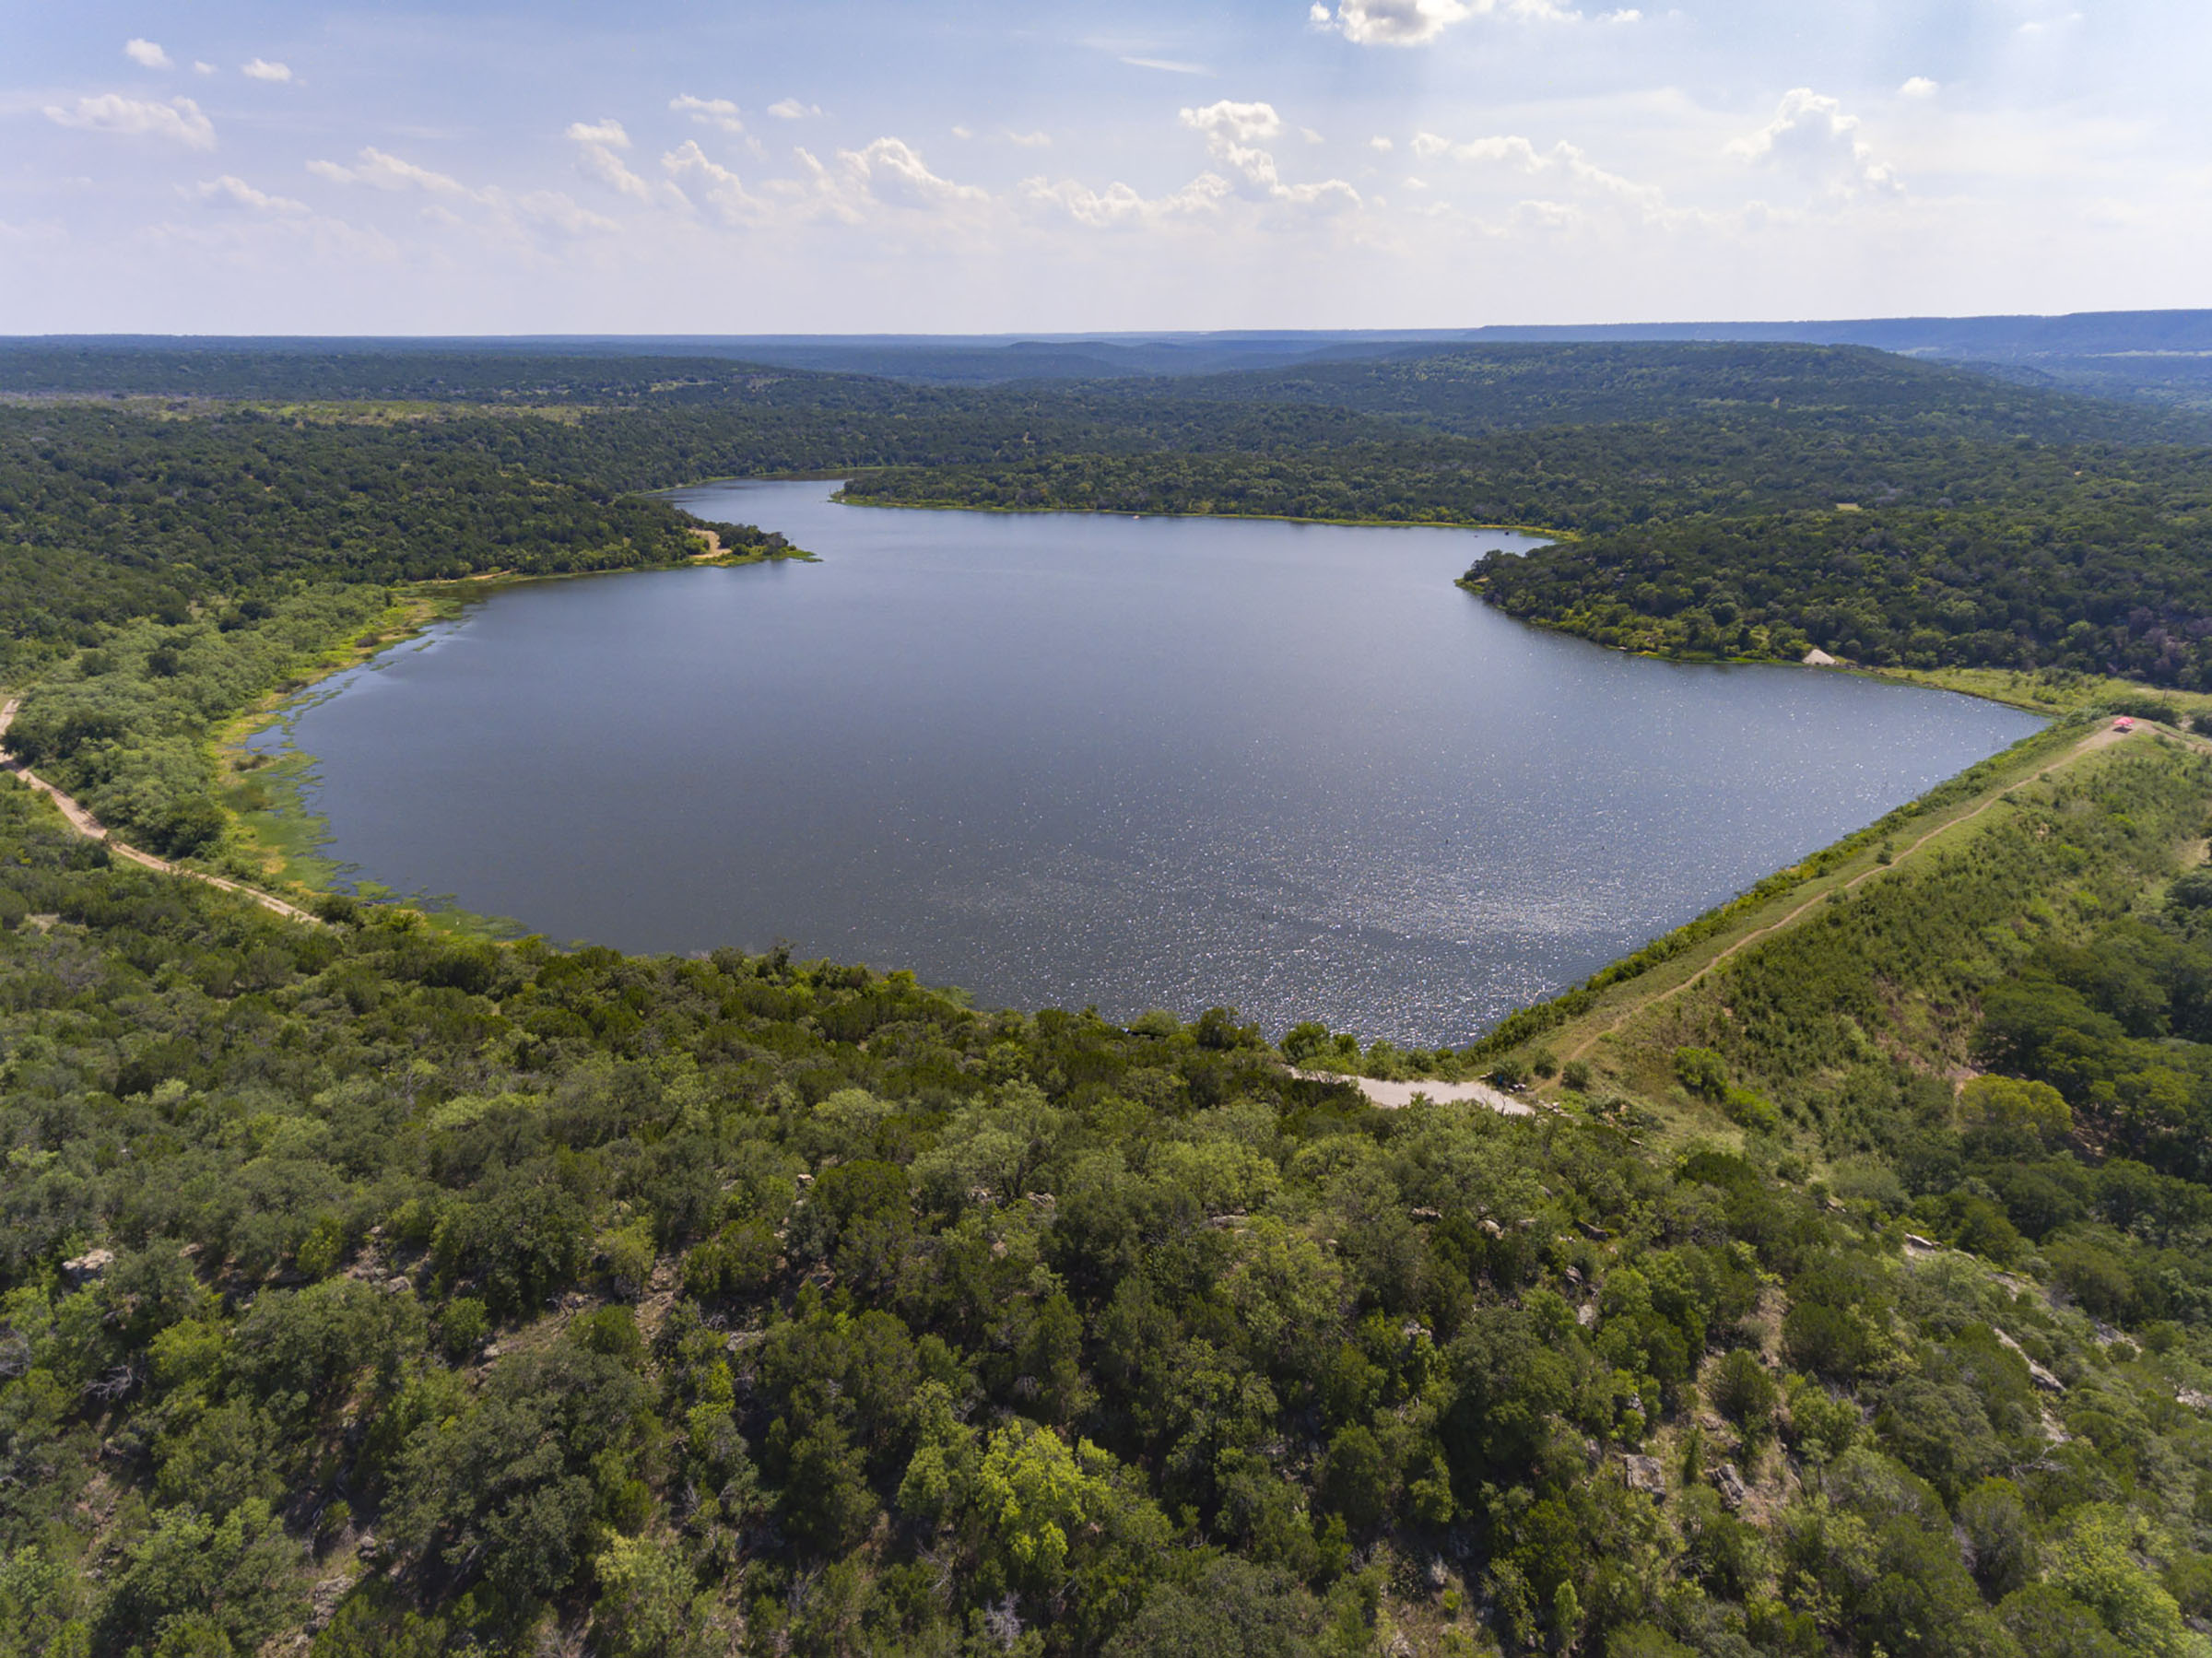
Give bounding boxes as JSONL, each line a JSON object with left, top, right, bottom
{"left": 0, "top": 696, "right": 322, "bottom": 925}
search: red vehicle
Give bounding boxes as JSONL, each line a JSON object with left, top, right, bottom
{"left": 2114, "top": 717, "right": 2136, "bottom": 732}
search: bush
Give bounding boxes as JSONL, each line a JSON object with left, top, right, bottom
{"left": 1957, "top": 1478, "right": 2035, "bottom": 1601}
{"left": 1707, "top": 1349, "right": 1779, "bottom": 1438}
{"left": 1722, "top": 1086, "right": 1781, "bottom": 1135}
{"left": 1783, "top": 1376, "right": 1861, "bottom": 1464}
{"left": 1318, "top": 1427, "right": 1391, "bottom": 1534}
{"left": 569, "top": 1306, "right": 645, "bottom": 1370}
{"left": 1958, "top": 1076, "right": 2072, "bottom": 1144}
{"left": 1673, "top": 1047, "right": 1727, "bottom": 1101}
{"left": 1877, "top": 1377, "right": 2001, "bottom": 1502}
{"left": 1996, "top": 1585, "right": 2128, "bottom": 1658}
{"left": 681, "top": 1219, "right": 781, "bottom": 1302}
{"left": 1783, "top": 1300, "right": 1882, "bottom": 1383}
{"left": 602, "top": 1220, "right": 655, "bottom": 1300}
{"left": 438, "top": 1298, "right": 488, "bottom": 1363}
{"left": 2046, "top": 1236, "right": 2136, "bottom": 1322}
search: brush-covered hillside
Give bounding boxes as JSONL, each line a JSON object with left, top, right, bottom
{"left": 6, "top": 342, "right": 2212, "bottom": 1655}
{"left": 4, "top": 720, "right": 2212, "bottom": 1656}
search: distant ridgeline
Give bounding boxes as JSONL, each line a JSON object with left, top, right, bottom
{"left": 7, "top": 334, "right": 2212, "bottom": 693}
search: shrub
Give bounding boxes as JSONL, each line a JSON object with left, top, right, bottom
{"left": 1722, "top": 1086, "right": 1781, "bottom": 1135}
{"left": 1673, "top": 1047, "right": 1727, "bottom": 1101}
{"left": 569, "top": 1306, "right": 645, "bottom": 1370}
{"left": 1707, "top": 1349, "right": 1779, "bottom": 1438}
{"left": 1318, "top": 1426, "right": 1391, "bottom": 1534}
{"left": 438, "top": 1298, "right": 488, "bottom": 1363}
{"left": 1958, "top": 1076, "right": 2072, "bottom": 1144}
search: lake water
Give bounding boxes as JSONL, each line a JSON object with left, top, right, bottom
{"left": 258, "top": 480, "right": 2043, "bottom": 1045}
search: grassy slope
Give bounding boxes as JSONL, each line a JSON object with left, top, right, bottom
{"left": 1493, "top": 720, "right": 2212, "bottom": 1146}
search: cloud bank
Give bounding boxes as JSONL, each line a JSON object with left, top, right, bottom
{"left": 45, "top": 94, "right": 217, "bottom": 150}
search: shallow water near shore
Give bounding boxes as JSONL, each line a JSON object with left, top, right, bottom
{"left": 255, "top": 480, "right": 2042, "bottom": 1044}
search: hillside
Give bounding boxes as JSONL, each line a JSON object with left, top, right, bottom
{"left": 6, "top": 713, "right": 2212, "bottom": 1657}
{"left": 6, "top": 342, "right": 2212, "bottom": 1655}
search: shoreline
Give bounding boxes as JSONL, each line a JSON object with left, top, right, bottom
{"left": 65, "top": 476, "right": 2136, "bottom": 1067}
{"left": 0, "top": 697, "right": 321, "bottom": 924}
{"left": 832, "top": 486, "right": 1570, "bottom": 541}
{"left": 211, "top": 535, "right": 816, "bottom": 916}
{"left": 1457, "top": 579, "right": 2212, "bottom": 722}
{"left": 658, "top": 471, "right": 1570, "bottom": 539}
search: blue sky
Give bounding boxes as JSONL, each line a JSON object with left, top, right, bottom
{"left": 5, "top": 1, "right": 2206, "bottom": 333}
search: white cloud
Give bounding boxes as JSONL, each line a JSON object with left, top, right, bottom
{"left": 951, "top": 125, "right": 974, "bottom": 139}
{"left": 1728, "top": 88, "right": 1901, "bottom": 194}
{"left": 768, "top": 99, "right": 821, "bottom": 120}
{"left": 0, "top": 218, "right": 66, "bottom": 246}
{"left": 308, "top": 147, "right": 481, "bottom": 198}
{"left": 663, "top": 139, "right": 766, "bottom": 223}
{"left": 1301, "top": 126, "right": 1324, "bottom": 144}
{"left": 193, "top": 62, "right": 216, "bottom": 76}
{"left": 193, "top": 175, "right": 309, "bottom": 215}
{"left": 1596, "top": 7, "right": 1641, "bottom": 20}
{"left": 1514, "top": 198, "right": 1579, "bottom": 229}
{"left": 838, "top": 137, "right": 989, "bottom": 210}
{"left": 2019, "top": 12, "right": 2082, "bottom": 34}
{"left": 124, "top": 39, "right": 172, "bottom": 70}
{"left": 512, "top": 191, "right": 618, "bottom": 237}
{"left": 1310, "top": 0, "right": 1576, "bottom": 48}
{"left": 1369, "top": 135, "right": 1394, "bottom": 152}
{"left": 1899, "top": 76, "right": 1940, "bottom": 99}
{"left": 576, "top": 145, "right": 656, "bottom": 201}
{"left": 241, "top": 58, "right": 293, "bottom": 83}
{"left": 565, "top": 118, "right": 630, "bottom": 148}
{"left": 670, "top": 95, "right": 744, "bottom": 135}
{"left": 1413, "top": 131, "right": 1541, "bottom": 167}
{"left": 44, "top": 94, "right": 216, "bottom": 150}
{"left": 1021, "top": 171, "right": 1231, "bottom": 228}
{"left": 1180, "top": 100, "right": 1284, "bottom": 185}
{"left": 1178, "top": 100, "right": 1360, "bottom": 210}
{"left": 1121, "top": 55, "right": 1212, "bottom": 75}
{"left": 1411, "top": 130, "right": 1667, "bottom": 216}
{"left": 1007, "top": 130, "right": 1052, "bottom": 147}
{"left": 1181, "top": 101, "right": 1284, "bottom": 146}
{"left": 565, "top": 121, "right": 681, "bottom": 206}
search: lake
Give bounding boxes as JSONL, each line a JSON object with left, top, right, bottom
{"left": 256, "top": 480, "right": 2044, "bottom": 1045}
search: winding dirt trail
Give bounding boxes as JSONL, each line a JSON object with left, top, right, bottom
{"left": 1559, "top": 723, "right": 2135, "bottom": 1064}
{"left": 0, "top": 697, "right": 322, "bottom": 925}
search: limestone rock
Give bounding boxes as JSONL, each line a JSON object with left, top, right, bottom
{"left": 1712, "top": 1463, "right": 1749, "bottom": 1511}
{"left": 1622, "top": 1453, "right": 1666, "bottom": 1498}
{"left": 60, "top": 1248, "right": 113, "bottom": 1286}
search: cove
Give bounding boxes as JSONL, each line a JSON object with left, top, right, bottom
{"left": 256, "top": 480, "right": 2044, "bottom": 1046}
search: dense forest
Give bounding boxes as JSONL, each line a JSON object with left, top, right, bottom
{"left": 7, "top": 340, "right": 2212, "bottom": 1653}
{"left": 8, "top": 722, "right": 2212, "bottom": 1658}
{"left": 16, "top": 340, "right": 2212, "bottom": 691}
